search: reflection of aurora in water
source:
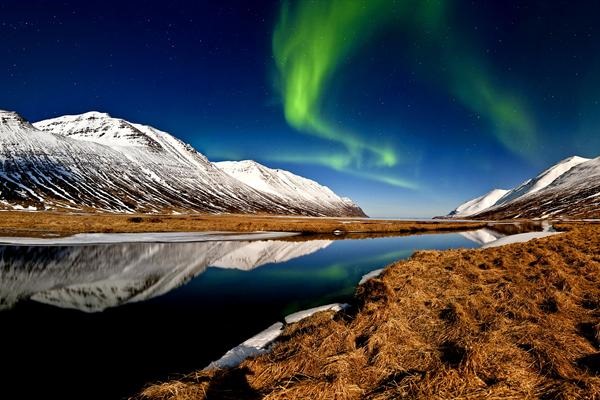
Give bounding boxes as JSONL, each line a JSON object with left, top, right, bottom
{"left": 0, "top": 232, "right": 479, "bottom": 400}
{"left": 254, "top": 248, "right": 415, "bottom": 311}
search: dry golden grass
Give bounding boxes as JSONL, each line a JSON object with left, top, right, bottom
{"left": 0, "top": 211, "right": 486, "bottom": 237}
{"left": 137, "top": 224, "right": 600, "bottom": 400}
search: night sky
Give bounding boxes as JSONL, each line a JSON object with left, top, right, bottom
{"left": 2, "top": 1, "right": 599, "bottom": 217}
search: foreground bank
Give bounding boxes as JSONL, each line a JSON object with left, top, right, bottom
{"left": 138, "top": 223, "right": 600, "bottom": 399}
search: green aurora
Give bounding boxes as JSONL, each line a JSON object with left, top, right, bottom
{"left": 272, "top": 0, "right": 537, "bottom": 188}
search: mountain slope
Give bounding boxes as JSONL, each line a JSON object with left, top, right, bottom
{"left": 492, "top": 156, "right": 590, "bottom": 207}
{"left": 215, "top": 160, "right": 365, "bottom": 217}
{"left": 448, "top": 189, "right": 509, "bottom": 218}
{"left": 447, "top": 156, "right": 600, "bottom": 219}
{"left": 476, "top": 157, "right": 600, "bottom": 219}
{"left": 0, "top": 110, "right": 364, "bottom": 216}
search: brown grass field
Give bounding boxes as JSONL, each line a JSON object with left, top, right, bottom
{"left": 0, "top": 211, "right": 487, "bottom": 237}
{"left": 137, "top": 223, "right": 600, "bottom": 400}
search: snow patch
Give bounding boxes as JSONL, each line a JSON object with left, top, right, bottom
{"left": 206, "top": 322, "right": 284, "bottom": 370}
{"left": 285, "top": 303, "right": 348, "bottom": 324}
{"left": 207, "top": 302, "right": 349, "bottom": 370}
{"left": 359, "top": 268, "right": 385, "bottom": 285}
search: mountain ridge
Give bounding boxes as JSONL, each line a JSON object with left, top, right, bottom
{"left": 0, "top": 109, "right": 366, "bottom": 217}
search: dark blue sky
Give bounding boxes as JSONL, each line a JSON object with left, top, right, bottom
{"left": 2, "top": 1, "right": 599, "bottom": 217}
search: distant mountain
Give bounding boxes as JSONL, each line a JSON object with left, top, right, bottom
{"left": 446, "top": 156, "right": 599, "bottom": 219}
{"left": 0, "top": 110, "right": 365, "bottom": 216}
{"left": 448, "top": 189, "right": 509, "bottom": 218}
{"left": 215, "top": 160, "right": 363, "bottom": 217}
{"left": 491, "top": 156, "right": 590, "bottom": 207}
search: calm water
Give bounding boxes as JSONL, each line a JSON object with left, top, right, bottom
{"left": 0, "top": 232, "right": 483, "bottom": 399}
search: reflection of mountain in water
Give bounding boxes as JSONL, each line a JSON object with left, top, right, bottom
{"left": 459, "top": 229, "right": 506, "bottom": 245}
{"left": 0, "top": 240, "right": 332, "bottom": 312}
{"left": 460, "top": 223, "right": 547, "bottom": 246}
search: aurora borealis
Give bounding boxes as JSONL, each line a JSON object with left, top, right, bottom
{"left": 2, "top": 0, "right": 600, "bottom": 216}
{"left": 271, "top": 0, "right": 538, "bottom": 187}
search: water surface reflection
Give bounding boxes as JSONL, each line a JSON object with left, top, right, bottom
{"left": 0, "top": 232, "right": 480, "bottom": 400}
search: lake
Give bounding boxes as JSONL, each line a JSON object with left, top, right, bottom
{"left": 0, "top": 230, "right": 493, "bottom": 399}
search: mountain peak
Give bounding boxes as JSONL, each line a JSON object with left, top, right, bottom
{"left": 559, "top": 155, "right": 589, "bottom": 164}
{"left": 216, "top": 160, "right": 264, "bottom": 172}
{"left": 0, "top": 109, "right": 34, "bottom": 129}
{"left": 76, "top": 111, "right": 112, "bottom": 119}
{"left": 34, "top": 111, "right": 162, "bottom": 149}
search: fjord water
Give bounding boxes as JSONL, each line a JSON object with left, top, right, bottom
{"left": 0, "top": 232, "right": 480, "bottom": 400}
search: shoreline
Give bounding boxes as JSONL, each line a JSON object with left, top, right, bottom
{"left": 0, "top": 211, "right": 488, "bottom": 238}
{"left": 137, "top": 222, "right": 600, "bottom": 399}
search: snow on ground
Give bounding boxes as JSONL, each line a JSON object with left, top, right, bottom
{"left": 206, "top": 322, "right": 284, "bottom": 370}
{"left": 359, "top": 268, "right": 385, "bottom": 285}
{"left": 0, "top": 231, "right": 298, "bottom": 245}
{"left": 481, "top": 231, "right": 562, "bottom": 248}
{"left": 285, "top": 303, "right": 348, "bottom": 324}
{"left": 208, "top": 303, "right": 349, "bottom": 370}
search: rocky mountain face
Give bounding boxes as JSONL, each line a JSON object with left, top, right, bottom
{"left": 0, "top": 110, "right": 365, "bottom": 216}
{"left": 447, "top": 156, "right": 600, "bottom": 219}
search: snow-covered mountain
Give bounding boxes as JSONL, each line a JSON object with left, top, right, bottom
{"left": 0, "top": 239, "right": 333, "bottom": 312}
{"left": 446, "top": 156, "right": 600, "bottom": 219}
{"left": 0, "top": 110, "right": 365, "bottom": 216}
{"left": 448, "top": 189, "right": 509, "bottom": 218}
{"left": 491, "top": 156, "right": 590, "bottom": 207}
{"left": 215, "top": 160, "right": 363, "bottom": 217}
